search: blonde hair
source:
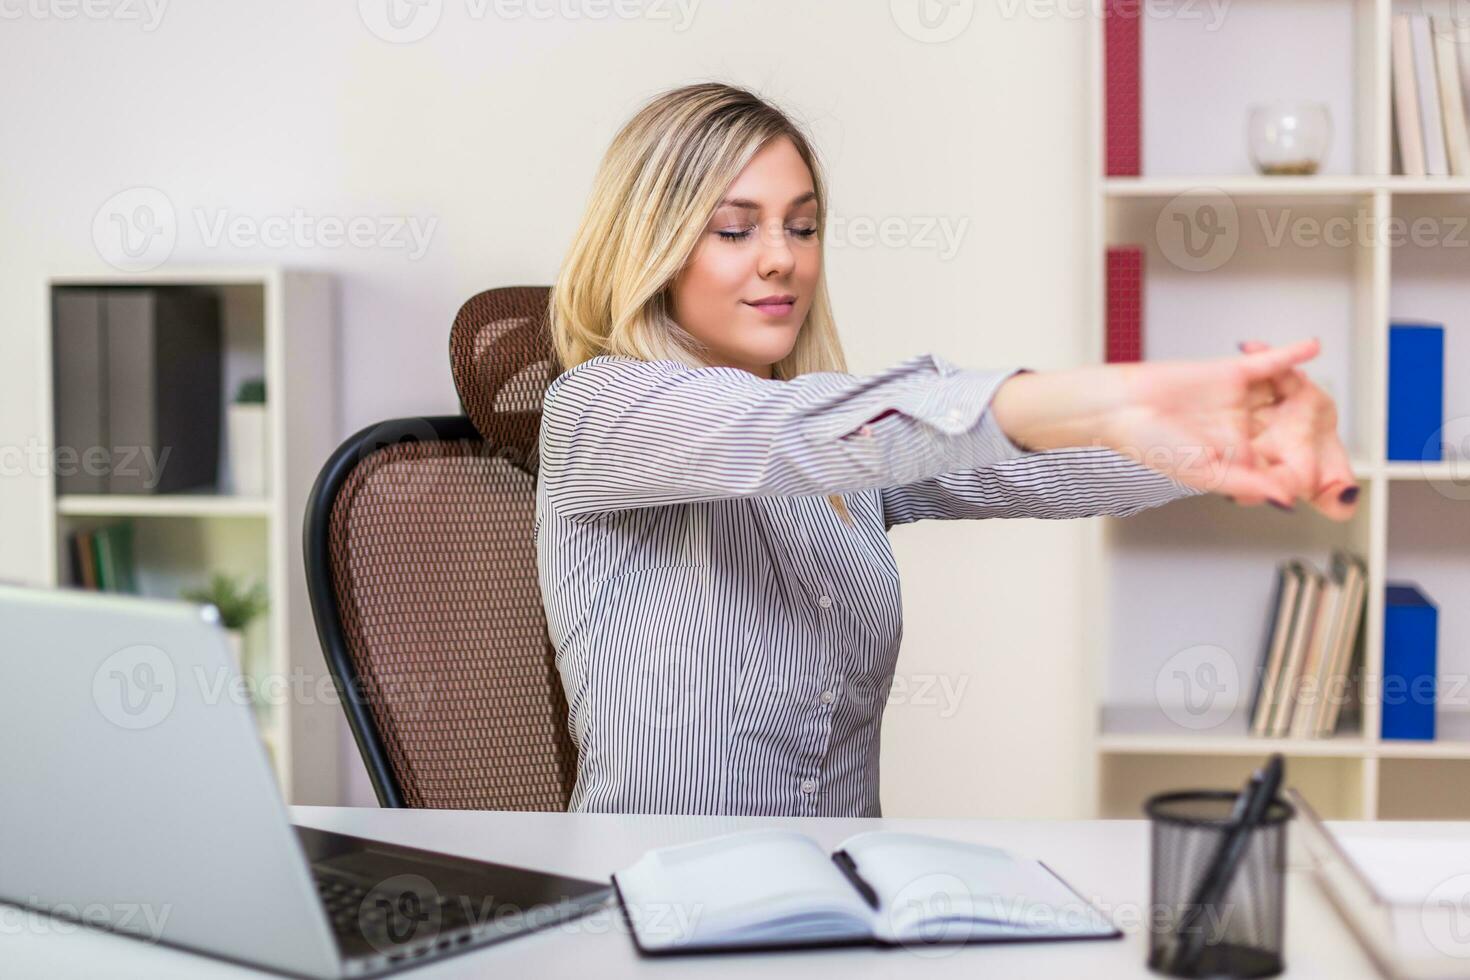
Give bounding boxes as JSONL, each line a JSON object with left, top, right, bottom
{"left": 549, "top": 81, "right": 854, "bottom": 526}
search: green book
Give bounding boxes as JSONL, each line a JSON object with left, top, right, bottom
{"left": 92, "top": 527, "right": 113, "bottom": 591}
{"left": 113, "top": 521, "right": 137, "bottom": 594}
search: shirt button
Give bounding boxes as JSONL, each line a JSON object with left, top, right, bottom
{"left": 800, "top": 778, "right": 817, "bottom": 794}
{"left": 944, "top": 409, "right": 965, "bottom": 427}
{"left": 820, "top": 689, "right": 835, "bottom": 705}
{"left": 817, "top": 594, "right": 833, "bottom": 608}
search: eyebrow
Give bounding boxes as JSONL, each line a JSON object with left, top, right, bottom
{"left": 715, "top": 190, "right": 817, "bottom": 211}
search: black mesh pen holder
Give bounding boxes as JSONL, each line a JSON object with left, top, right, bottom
{"left": 1144, "top": 790, "right": 1294, "bottom": 979}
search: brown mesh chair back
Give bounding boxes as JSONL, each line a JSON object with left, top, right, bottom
{"left": 304, "top": 286, "right": 576, "bottom": 810}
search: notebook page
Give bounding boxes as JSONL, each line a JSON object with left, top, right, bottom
{"left": 838, "top": 831, "right": 1116, "bottom": 944}
{"left": 615, "top": 829, "right": 873, "bottom": 951}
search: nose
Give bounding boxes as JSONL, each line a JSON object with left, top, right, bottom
{"left": 756, "top": 219, "right": 795, "bottom": 279}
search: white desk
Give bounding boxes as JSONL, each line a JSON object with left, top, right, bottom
{"left": 1, "top": 806, "right": 1391, "bottom": 979}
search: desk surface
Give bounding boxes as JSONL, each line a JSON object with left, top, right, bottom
{"left": 2, "top": 805, "right": 1399, "bottom": 979}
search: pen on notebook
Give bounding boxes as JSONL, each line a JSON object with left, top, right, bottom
{"left": 832, "top": 850, "right": 880, "bottom": 910}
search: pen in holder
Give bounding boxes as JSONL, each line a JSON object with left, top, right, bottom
{"left": 1144, "top": 756, "right": 1294, "bottom": 979}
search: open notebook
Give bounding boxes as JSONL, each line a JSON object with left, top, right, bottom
{"left": 611, "top": 828, "right": 1121, "bottom": 955}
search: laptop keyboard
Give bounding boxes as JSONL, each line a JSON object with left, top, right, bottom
{"left": 313, "top": 868, "right": 471, "bottom": 946}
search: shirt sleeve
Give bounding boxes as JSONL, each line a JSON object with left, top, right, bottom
{"left": 538, "top": 352, "right": 1033, "bottom": 520}
{"left": 877, "top": 442, "right": 1209, "bottom": 530}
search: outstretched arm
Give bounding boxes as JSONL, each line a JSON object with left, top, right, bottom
{"left": 879, "top": 443, "right": 1206, "bottom": 530}
{"left": 539, "top": 351, "right": 1031, "bottom": 520}
{"left": 542, "top": 339, "right": 1359, "bottom": 525}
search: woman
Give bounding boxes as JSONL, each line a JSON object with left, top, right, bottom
{"left": 536, "top": 82, "right": 1357, "bottom": 817}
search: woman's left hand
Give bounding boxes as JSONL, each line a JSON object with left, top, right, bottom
{"left": 1232, "top": 339, "right": 1359, "bottom": 520}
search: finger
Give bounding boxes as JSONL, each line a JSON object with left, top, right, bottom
{"left": 1244, "top": 427, "right": 1320, "bottom": 513}
{"left": 1260, "top": 457, "right": 1310, "bottom": 508}
{"left": 1306, "top": 437, "right": 1360, "bottom": 522}
{"left": 1207, "top": 464, "right": 1294, "bottom": 506}
{"left": 1227, "top": 485, "right": 1268, "bottom": 507}
{"left": 1196, "top": 438, "right": 1294, "bottom": 506}
{"left": 1272, "top": 367, "right": 1306, "bottom": 398}
{"left": 1238, "top": 343, "right": 1311, "bottom": 399}
{"left": 1238, "top": 337, "right": 1321, "bottom": 381}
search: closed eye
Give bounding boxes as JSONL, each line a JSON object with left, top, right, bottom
{"left": 716, "top": 227, "right": 819, "bottom": 241}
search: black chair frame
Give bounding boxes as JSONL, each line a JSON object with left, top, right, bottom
{"left": 302, "top": 414, "right": 483, "bottom": 809}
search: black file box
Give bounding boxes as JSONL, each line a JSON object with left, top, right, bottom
{"left": 52, "top": 286, "right": 221, "bottom": 495}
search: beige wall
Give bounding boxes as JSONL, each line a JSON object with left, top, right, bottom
{"left": 0, "top": 0, "right": 1095, "bottom": 816}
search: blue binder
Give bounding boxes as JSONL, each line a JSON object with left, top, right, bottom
{"left": 1382, "top": 583, "right": 1438, "bottom": 740}
{"left": 1387, "top": 323, "right": 1444, "bottom": 461}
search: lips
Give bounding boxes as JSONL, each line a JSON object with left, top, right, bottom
{"left": 745, "top": 295, "right": 796, "bottom": 317}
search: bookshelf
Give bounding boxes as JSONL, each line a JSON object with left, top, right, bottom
{"left": 39, "top": 266, "right": 340, "bottom": 805}
{"left": 1087, "top": 0, "right": 1470, "bottom": 818}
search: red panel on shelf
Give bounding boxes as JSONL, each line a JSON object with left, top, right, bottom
{"left": 1106, "top": 246, "right": 1143, "bottom": 363}
{"left": 1105, "top": 0, "right": 1141, "bottom": 176}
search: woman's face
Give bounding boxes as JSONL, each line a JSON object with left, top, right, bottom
{"left": 668, "top": 135, "right": 821, "bottom": 379}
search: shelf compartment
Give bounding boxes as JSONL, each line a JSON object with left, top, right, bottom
{"left": 1100, "top": 752, "right": 1369, "bottom": 819}
{"left": 1386, "top": 194, "right": 1470, "bottom": 467}
{"left": 56, "top": 513, "right": 270, "bottom": 610}
{"left": 1103, "top": 491, "right": 1375, "bottom": 724}
{"left": 1376, "top": 758, "right": 1470, "bottom": 818}
{"left": 1138, "top": 0, "right": 1366, "bottom": 177}
{"left": 1384, "top": 482, "right": 1470, "bottom": 753}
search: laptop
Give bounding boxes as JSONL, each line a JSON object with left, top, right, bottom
{"left": 0, "top": 583, "right": 612, "bottom": 978}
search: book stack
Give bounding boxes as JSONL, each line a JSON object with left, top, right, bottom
{"left": 1248, "top": 551, "right": 1367, "bottom": 739}
{"left": 1391, "top": 13, "right": 1470, "bottom": 176}
{"left": 67, "top": 521, "right": 138, "bottom": 593}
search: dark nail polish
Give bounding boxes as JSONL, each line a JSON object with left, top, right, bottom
{"left": 1269, "top": 500, "right": 1295, "bottom": 512}
{"left": 1339, "top": 485, "right": 1359, "bottom": 505}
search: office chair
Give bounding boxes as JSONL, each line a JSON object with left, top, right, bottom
{"left": 303, "top": 286, "right": 577, "bottom": 810}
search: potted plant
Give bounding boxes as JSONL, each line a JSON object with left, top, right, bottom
{"left": 228, "top": 377, "right": 268, "bottom": 497}
{"left": 181, "top": 573, "right": 269, "bottom": 674}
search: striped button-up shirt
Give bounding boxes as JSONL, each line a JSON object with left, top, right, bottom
{"left": 535, "top": 352, "right": 1202, "bottom": 817}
